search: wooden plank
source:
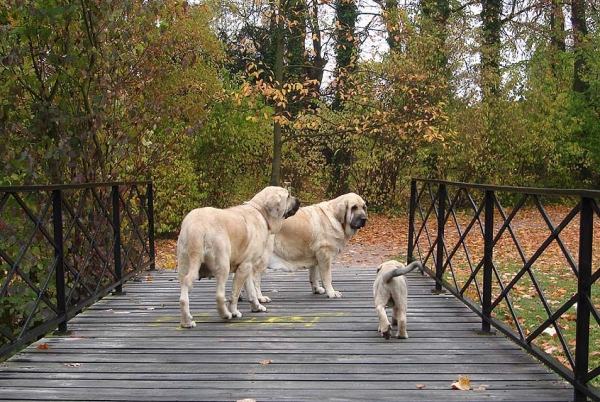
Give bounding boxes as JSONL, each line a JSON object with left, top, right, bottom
{"left": 0, "top": 266, "right": 573, "bottom": 401}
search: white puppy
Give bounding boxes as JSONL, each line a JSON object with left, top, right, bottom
{"left": 373, "top": 260, "right": 423, "bottom": 339}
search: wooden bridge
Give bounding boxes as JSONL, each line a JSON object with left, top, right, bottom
{"left": 0, "top": 261, "right": 573, "bottom": 401}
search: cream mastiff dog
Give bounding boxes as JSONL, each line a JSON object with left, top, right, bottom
{"left": 177, "top": 186, "right": 300, "bottom": 328}
{"left": 373, "top": 260, "right": 423, "bottom": 339}
{"left": 253, "top": 193, "right": 367, "bottom": 300}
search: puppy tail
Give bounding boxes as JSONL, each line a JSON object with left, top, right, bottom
{"left": 383, "top": 261, "right": 423, "bottom": 283}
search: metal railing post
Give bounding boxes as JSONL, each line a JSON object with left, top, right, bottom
{"left": 408, "top": 180, "right": 416, "bottom": 264}
{"left": 574, "top": 196, "right": 593, "bottom": 401}
{"left": 52, "top": 189, "right": 68, "bottom": 334}
{"left": 434, "top": 184, "right": 446, "bottom": 292}
{"left": 147, "top": 183, "right": 156, "bottom": 271}
{"left": 482, "top": 189, "right": 494, "bottom": 333}
{"left": 112, "top": 185, "right": 124, "bottom": 295}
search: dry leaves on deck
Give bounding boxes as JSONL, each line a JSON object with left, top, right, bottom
{"left": 451, "top": 375, "right": 471, "bottom": 390}
{"left": 450, "top": 376, "right": 487, "bottom": 391}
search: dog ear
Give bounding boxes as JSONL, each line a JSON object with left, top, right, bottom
{"left": 262, "top": 191, "right": 288, "bottom": 234}
{"left": 264, "top": 193, "right": 284, "bottom": 219}
{"left": 334, "top": 196, "right": 348, "bottom": 224}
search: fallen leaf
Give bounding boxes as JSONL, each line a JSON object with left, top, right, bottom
{"left": 36, "top": 343, "right": 50, "bottom": 350}
{"left": 451, "top": 375, "right": 471, "bottom": 390}
{"left": 474, "top": 386, "right": 487, "bottom": 391}
{"left": 260, "top": 359, "right": 271, "bottom": 365}
{"left": 416, "top": 383, "right": 426, "bottom": 389}
{"left": 146, "top": 275, "right": 154, "bottom": 281}
{"left": 64, "top": 363, "right": 82, "bottom": 367}
{"left": 237, "top": 399, "right": 256, "bottom": 402}
{"left": 543, "top": 327, "right": 557, "bottom": 337}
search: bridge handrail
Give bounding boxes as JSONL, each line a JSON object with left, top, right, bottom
{"left": 409, "top": 178, "right": 600, "bottom": 402}
{"left": 0, "top": 182, "right": 155, "bottom": 358}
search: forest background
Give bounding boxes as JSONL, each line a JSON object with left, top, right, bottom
{"left": 1, "top": 0, "right": 599, "bottom": 235}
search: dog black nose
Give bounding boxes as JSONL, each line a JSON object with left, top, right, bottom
{"left": 284, "top": 198, "right": 301, "bottom": 218}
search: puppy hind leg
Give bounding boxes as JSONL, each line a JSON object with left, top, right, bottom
{"left": 394, "top": 305, "right": 408, "bottom": 339}
{"left": 375, "top": 304, "right": 391, "bottom": 339}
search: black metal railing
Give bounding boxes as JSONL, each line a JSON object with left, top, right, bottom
{"left": 0, "top": 182, "right": 155, "bottom": 359}
{"left": 408, "top": 179, "right": 600, "bottom": 401}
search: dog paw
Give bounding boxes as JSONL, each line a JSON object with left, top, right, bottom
{"left": 220, "top": 312, "right": 233, "bottom": 320}
{"left": 231, "top": 310, "right": 243, "bottom": 318}
{"left": 313, "top": 286, "right": 326, "bottom": 294}
{"left": 396, "top": 333, "right": 409, "bottom": 339}
{"left": 327, "top": 290, "right": 342, "bottom": 298}
{"left": 181, "top": 321, "right": 196, "bottom": 328}
{"left": 382, "top": 328, "right": 391, "bottom": 340}
{"left": 258, "top": 296, "right": 272, "bottom": 303}
{"left": 252, "top": 304, "right": 267, "bottom": 313}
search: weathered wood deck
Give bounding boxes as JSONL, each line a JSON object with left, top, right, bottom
{"left": 0, "top": 262, "right": 573, "bottom": 401}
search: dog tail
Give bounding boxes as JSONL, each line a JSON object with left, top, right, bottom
{"left": 383, "top": 261, "right": 423, "bottom": 283}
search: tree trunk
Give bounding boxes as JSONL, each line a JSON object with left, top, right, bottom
{"left": 270, "top": 2, "right": 286, "bottom": 186}
{"left": 307, "top": 0, "right": 325, "bottom": 87}
{"left": 421, "top": 0, "right": 450, "bottom": 72}
{"left": 480, "top": 0, "right": 502, "bottom": 100}
{"left": 549, "top": 0, "right": 566, "bottom": 78}
{"left": 382, "top": 0, "right": 402, "bottom": 53}
{"left": 571, "top": 0, "right": 589, "bottom": 94}
{"left": 332, "top": 0, "right": 358, "bottom": 111}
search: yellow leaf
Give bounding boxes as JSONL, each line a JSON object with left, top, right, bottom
{"left": 451, "top": 375, "right": 470, "bottom": 390}
{"left": 260, "top": 359, "right": 271, "bottom": 365}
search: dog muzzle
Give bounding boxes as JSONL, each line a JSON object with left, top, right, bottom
{"left": 284, "top": 198, "right": 301, "bottom": 219}
{"left": 350, "top": 216, "right": 367, "bottom": 229}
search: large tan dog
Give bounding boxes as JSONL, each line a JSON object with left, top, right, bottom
{"left": 253, "top": 193, "right": 367, "bottom": 301}
{"left": 373, "top": 260, "right": 423, "bottom": 339}
{"left": 177, "top": 186, "right": 300, "bottom": 328}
